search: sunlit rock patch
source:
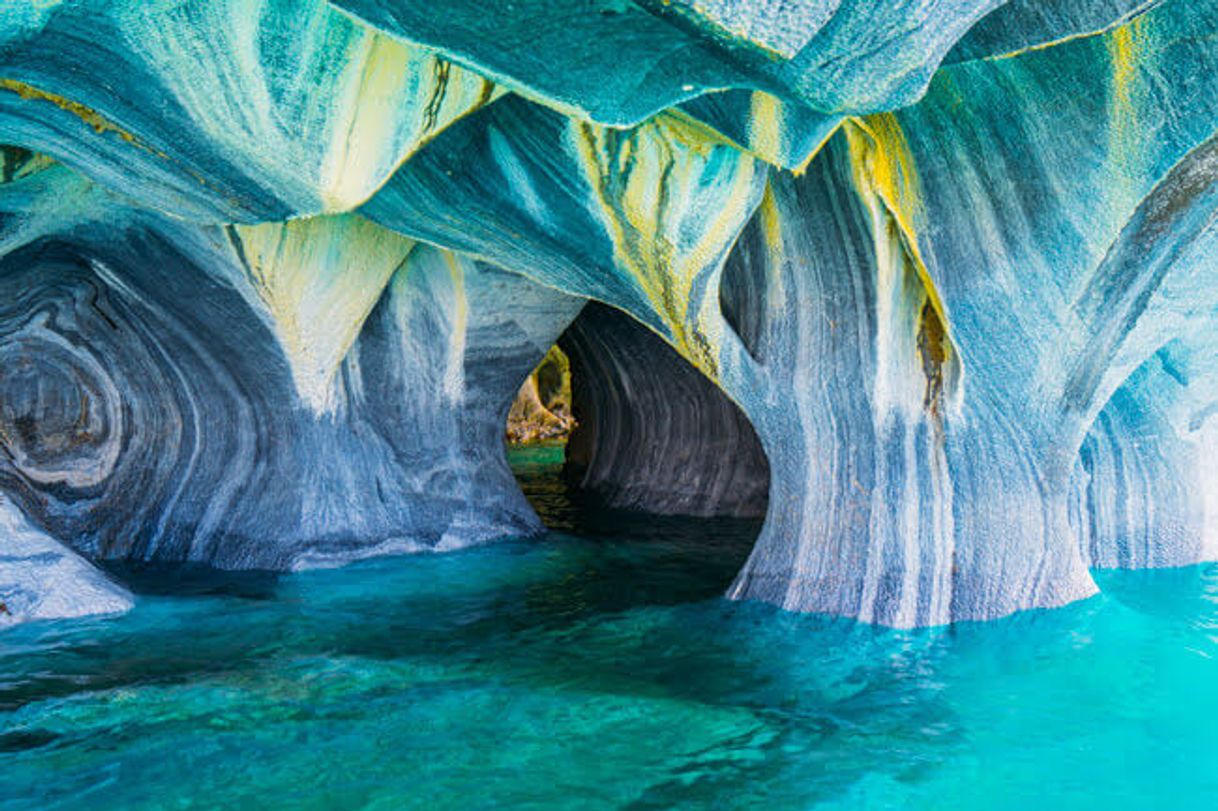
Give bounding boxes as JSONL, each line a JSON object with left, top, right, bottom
{"left": 0, "top": 494, "right": 131, "bottom": 627}
{"left": 1, "top": 0, "right": 1217, "bottom": 627}
{"left": 505, "top": 346, "right": 577, "bottom": 446}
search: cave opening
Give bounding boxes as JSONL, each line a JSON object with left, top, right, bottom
{"left": 503, "top": 302, "right": 771, "bottom": 601}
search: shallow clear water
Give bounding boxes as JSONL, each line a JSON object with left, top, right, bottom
{"left": 3, "top": 445, "right": 1218, "bottom": 810}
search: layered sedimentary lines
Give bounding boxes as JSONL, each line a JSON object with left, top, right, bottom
{"left": 3, "top": 0, "right": 1218, "bottom": 627}
{"left": 719, "top": 152, "right": 970, "bottom": 627}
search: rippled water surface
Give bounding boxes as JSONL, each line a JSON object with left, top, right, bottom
{"left": 3, "top": 445, "right": 1218, "bottom": 810}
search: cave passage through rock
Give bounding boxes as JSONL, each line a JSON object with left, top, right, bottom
{"left": 505, "top": 302, "right": 772, "bottom": 583}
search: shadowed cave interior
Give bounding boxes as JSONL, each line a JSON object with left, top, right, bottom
{"left": 504, "top": 301, "right": 771, "bottom": 587}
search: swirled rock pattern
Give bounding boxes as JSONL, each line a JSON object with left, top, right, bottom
{"left": 0, "top": 0, "right": 500, "bottom": 222}
{"left": 3, "top": 0, "right": 1218, "bottom": 627}
{"left": 0, "top": 165, "right": 584, "bottom": 588}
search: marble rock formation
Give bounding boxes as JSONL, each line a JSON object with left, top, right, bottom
{"left": 561, "top": 302, "right": 770, "bottom": 519}
{"left": 0, "top": 149, "right": 583, "bottom": 593}
{"left": 3, "top": 0, "right": 1218, "bottom": 628}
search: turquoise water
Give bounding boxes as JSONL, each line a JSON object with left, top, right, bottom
{"left": 3, "top": 445, "right": 1218, "bottom": 810}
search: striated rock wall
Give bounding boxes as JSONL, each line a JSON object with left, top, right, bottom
{"left": 724, "top": 4, "right": 1218, "bottom": 624}
{"left": 1076, "top": 338, "right": 1218, "bottom": 569}
{"left": 561, "top": 303, "right": 769, "bottom": 518}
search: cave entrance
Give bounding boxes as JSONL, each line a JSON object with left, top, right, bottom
{"left": 503, "top": 302, "right": 771, "bottom": 600}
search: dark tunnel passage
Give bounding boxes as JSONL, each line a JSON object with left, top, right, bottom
{"left": 503, "top": 301, "right": 774, "bottom": 605}
{"left": 559, "top": 302, "right": 771, "bottom": 519}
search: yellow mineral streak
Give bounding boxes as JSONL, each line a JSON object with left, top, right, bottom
{"left": 757, "top": 180, "right": 787, "bottom": 293}
{"left": 847, "top": 113, "right": 960, "bottom": 419}
{"left": 748, "top": 91, "right": 783, "bottom": 168}
{"left": 572, "top": 114, "right": 759, "bottom": 381}
{"left": 1106, "top": 15, "right": 1150, "bottom": 212}
{"left": 661, "top": 103, "right": 766, "bottom": 165}
{"left": 1109, "top": 19, "right": 1142, "bottom": 123}
{"left": 321, "top": 34, "right": 418, "bottom": 210}
{"left": 0, "top": 78, "right": 240, "bottom": 206}
{"left": 228, "top": 215, "right": 415, "bottom": 414}
{"left": 845, "top": 113, "right": 951, "bottom": 351}
{"left": 0, "top": 79, "right": 163, "bottom": 156}
{"left": 847, "top": 115, "right": 919, "bottom": 240}
{"left": 320, "top": 31, "right": 502, "bottom": 211}
{"left": 441, "top": 249, "right": 469, "bottom": 404}
{"left": 0, "top": 148, "right": 56, "bottom": 183}
{"left": 758, "top": 181, "right": 783, "bottom": 253}
{"left": 667, "top": 91, "right": 840, "bottom": 172}
{"left": 979, "top": 1, "right": 1157, "bottom": 63}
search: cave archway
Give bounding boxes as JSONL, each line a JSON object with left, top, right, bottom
{"left": 504, "top": 301, "right": 772, "bottom": 595}
{"left": 559, "top": 302, "right": 770, "bottom": 520}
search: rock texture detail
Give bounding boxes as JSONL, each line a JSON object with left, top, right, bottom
{"left": 2, "top": 0, "right": 1217, "bottom": 627}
